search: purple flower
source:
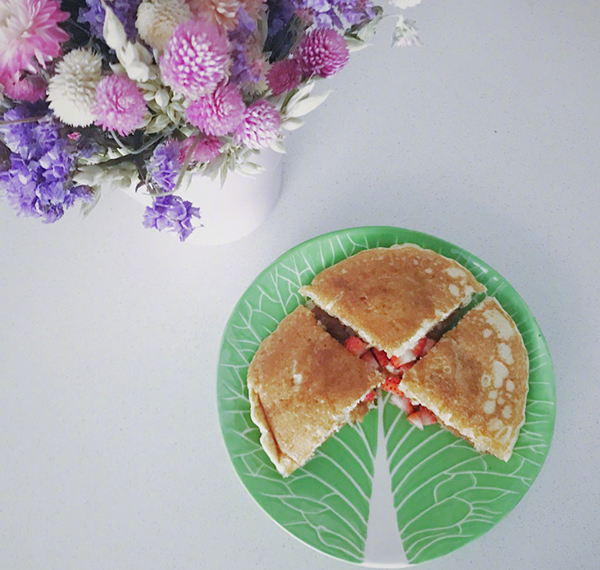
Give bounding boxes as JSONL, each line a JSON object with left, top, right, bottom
{"left": 229, "top": 45, "right": 264, "bottom": 86}
{"left": 78, "top": 0, "right": 105, "bottom": 38}
{"left": 0, "top": 104, "right": 93, "bottom": 223}
{"left": 144, "top": 140, "right": 200, "bottom": 241}
{"left": 229, "top": 7, "right": 256, "bottom": 45}
{"left": 148, "top": 141, "right": 181, "bottom": 193}
{"left": 143, "top": 195, "right": 201, "bottom": 242}
{"left": 79, "top": 0, "right": 142, "bottom": 41}
{"left": 293, "top": 0, "right": 376, "bottom": 28}
{"left": 336, "top": 0, "right": 377, "bottom": 25}
{"left": 266, "top": 0, "right": 300, "bottom": 60}
{"left": 228, "top": 8, "right": 258, "bottom": 85}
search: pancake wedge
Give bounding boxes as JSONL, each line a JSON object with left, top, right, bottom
{"left": 247, "top": 306, "right": 384, "bottom": 477}
{"left": 299, "top": 245, "right": 485, "bottom": 360}
{"left": 400, "top": 297, "right": 529, "bottom": 461}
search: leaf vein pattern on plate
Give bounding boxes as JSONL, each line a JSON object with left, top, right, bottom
{"left": 219, "top": 236, "right": 382, "bottom": 563}
{"left": 382, "top": 304, "right": 555, "bottom": 564}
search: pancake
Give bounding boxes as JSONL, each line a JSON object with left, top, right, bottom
{"left": 247, "top": 305, "right": 383, "bottom": 477}
{"left": 299, "top": 244, "right": 485, "bottom": 358}
{"left": 400, "top": 297, "right": 529, "bottom": 461}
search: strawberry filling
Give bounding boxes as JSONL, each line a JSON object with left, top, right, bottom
{"left": 309, "top": 303, "right": 439, "bottom": 428}
{"left": 362, "top": 390, "right": 376, "bottom": 403}
{"left": 360, "top": 350, "right": 380, "bottom": 370}
{"left": 407, "top": 407, "right": 438, "bottom": 429}
{"left": 361, "top": 336, "right": 439, "bottom": 429}
{"left": 372, "top": 348, "right": 390, "bottom": 367}
{"left": 345, "top": 335, "right": 368, "bottom": 357}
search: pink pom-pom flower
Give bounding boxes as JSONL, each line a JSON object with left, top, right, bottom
{"left": 266, "top": 59, "right": 301, "bottom": 96}
{"left": 92, "top": 74, "right": 147, "bottom": 136}
{"left": 179, "top": 135, "right": 224, "bottom": 164}
{"left": 0, "top": 0, "right": 69, "bottom": 76}
{"left": 160, "top": 19, "right": 230, "bottom": 100}
{"left": 297, "top": 28, "right": 349, "bottom": 79}
{"left": 0, "top": 71, "right": 47, "bottom": 102}
{"left": 186, "top": 82, "right": 246, "bottom": 136}
{"left": 234, "top": 100, "right": 281, "bottom": 150}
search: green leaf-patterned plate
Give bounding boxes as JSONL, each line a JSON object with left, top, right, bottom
{"left": 217, "top": 227, "right": 555, "bottom": 567}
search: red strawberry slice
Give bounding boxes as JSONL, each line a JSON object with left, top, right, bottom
{"left": 422, "top": 338, "right": 436, "bottom": 356}
{"left": 407, "top": 411, "right": 424, "bottom": 430}
{"left": 345, "top": 335, "right": 367, "bottom": 357}
{"left": 390, "top": 392, "right": 415, "bottom": 415}
{"left": 391, "top": 350, "right": 417, "bottom": 367}
{"left": 363, "top": 390, "right": 376, "bottom": 403}
{"left": 389, "top": 355, "right": 403, "bottom": 369}
{"left": 381, "top": 376, "right": 402, "bottom": 394}
{"left": 396, "top": 361, "right": 415, "bottom": 377}
{"left": 389, "top": 356, "right": 416, "bottom": 375}
{"left": 407, "top": 407, "right": 437, "bottom": 429}
{"left": 418, "top": 407, "right": 438, "bottom": 426}
{"left": 413, "top": 337, "right": 428, "bottom": 357}
{"left": 360, "top": 350, "right": 379, "bottom": 369}
{"left": 372, "top": 348, "right": 390, "bottom": 367}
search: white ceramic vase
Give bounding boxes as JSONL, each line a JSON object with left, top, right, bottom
{"left": 125, "top": 150, "right": 283, "bottom": 245}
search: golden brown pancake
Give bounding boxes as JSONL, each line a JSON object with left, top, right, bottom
{"left": 400, "top": 297, "right": 529, "bottom": 461}
{"left": 300, "top": 245, "right": 485, "bottom": 357}
{"left": 248, "top": 306, "right": 383, "bottom": 477}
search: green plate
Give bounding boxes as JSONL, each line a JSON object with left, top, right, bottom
{"left": 217, "top": 227, "right": 555, "bottom": 567}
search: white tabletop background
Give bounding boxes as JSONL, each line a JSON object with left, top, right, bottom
{"left": 1, "top": 1, "right": 599, "bottom": 568}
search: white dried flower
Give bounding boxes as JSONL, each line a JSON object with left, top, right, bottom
{"left": 242, "top": 79, "right": 269, "bottom": 100}
{"left": 389, "top": 0, "right": 422, "bottom": 8}
{"left": 47, "top": 48, "right": 102, "bottom": 127}
{"left": 136, "top": 0, "right": 192, "bottom": 51}
{"left": 392, "top": 15, "right": 421, "bottom": 48}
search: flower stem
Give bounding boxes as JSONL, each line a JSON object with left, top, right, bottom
{"left": 0, "top": 116, "right": 48, "bottom": 126}
{"left": 174, "top": 132, "right": 201, "bottom": 192}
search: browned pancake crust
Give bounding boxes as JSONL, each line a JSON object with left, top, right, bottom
{"left": 300, "top": 245, "right": 485, "bottom": 357}
{"left": 401, "top": 297, "right": 529, "bottom": 461}
{"left": 248, "top": 306, "right": 383, "bottom": 476}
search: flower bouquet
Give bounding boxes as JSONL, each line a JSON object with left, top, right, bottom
{"left": 0, "top": 0, "right": 422, "bottom": 241}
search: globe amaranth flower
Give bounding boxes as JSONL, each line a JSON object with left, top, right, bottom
{"left": 188, "top": 0, "right": 240, "bottom": 32}
{"left": 0, "top": 71, "right": 47, "bottom": 102}
{"left": 92, "top": 74, "right": 147, "bottom": 136}
{"left": 180, "top": 135, "right": 223, "bottom": 164}
{"left": 266, "top": 59, "right": 300, "bottom": 95}
{"left": 234, "top": 100, "right": 281, "bottom": 150}
{"left": 297, "top": 28, "right": 349, "bottom": 78}
{"left": 160, "top": 19, "right": 230, "bottom": 100}
{"left": 186, "top": 82, "right": 246, "bottom": 136}
{"left": 136, "top": 0, "right": 192, "bottom": 51}
{"left": 47, "top": 48, "right": 103, "bottom": 127}
{"left": 79, "top": 0, "right": 142, "bottom": 41}
{"left": 0, "top": 0, "right": 69, "bottom": 76}
{"left": 0, "top": 103, "right": 93, "bottom": 223}
{"left": 143, "top": 195, "right": 200, "bottom": 242}
{"left": 148, "top": 140, "right": 182, "bottom": 193}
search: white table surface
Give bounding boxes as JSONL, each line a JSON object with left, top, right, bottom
{"left": 1, "top": 1, "right": 599, "bottom": 568}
